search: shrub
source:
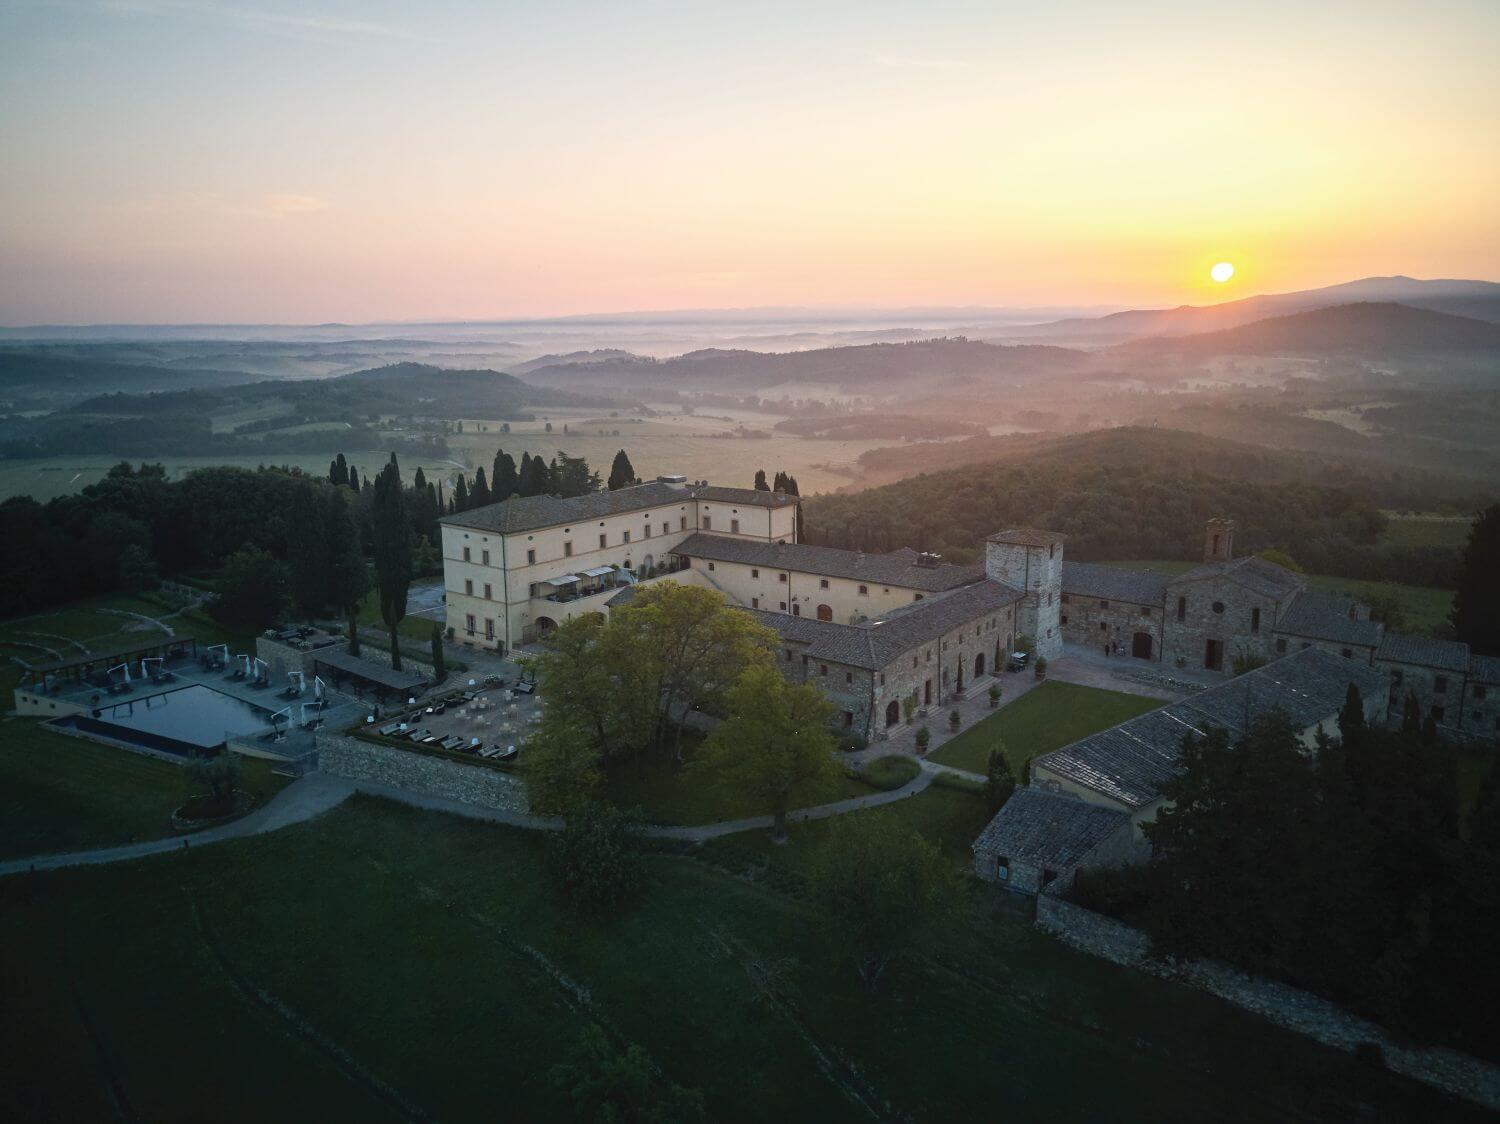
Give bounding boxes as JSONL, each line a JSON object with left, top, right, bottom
{"left": 860, "top": 754, "right": 920, "bottom": 791}
{"left": 948, "top": 709, "right": 961, "bottom": 732}
{"left": 988, "top": 683, "right": 1001, "bottom": 708}
{"left": 835, "top": 728, "right": 869, "bottom": 753}
{"left": 930, "top": 771, "right": 984, "bottom": 795}
{"left": 548, "top": 800, "right": 642, "bottom": 916}
{"left": 914, "top": 725, "right": 931, "bottom": 753}
{"left": 1034, "top": 656, "right": 1048, "bottom": 678}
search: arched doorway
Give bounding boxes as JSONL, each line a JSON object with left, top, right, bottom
{"left": 1131, "top": 631, "right": 1153, "bottom": 660}
{"left": 535, "top": 616, "right": 558, "bottom": 638}
{"left": 792, "top": 603, "right": 801, "bottom": 617}
{"left": 816, "top": 603, "right": 833, "bottom": 622}
{"left": 885, "top": 699, "right": 900, "bottom": 727}
{"left": 974, "top": 651, "right": 986, "bottom": 678}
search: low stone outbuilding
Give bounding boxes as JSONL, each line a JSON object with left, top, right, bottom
{"left": 972, "top": 786, "right": 1137, "bottom": 895}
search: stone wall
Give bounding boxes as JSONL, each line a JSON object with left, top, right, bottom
{"left": 1035, "top": 891, "right": 1500, "bottom": 1111}
{"left": 317, "top": 731, "right": 529, "bottom": 814}
{"left": 1160, "top": 575, "right": 1285, "bottom": 675}
{"left": 1060, "top": 593, "right": 1163, "bottom": 661}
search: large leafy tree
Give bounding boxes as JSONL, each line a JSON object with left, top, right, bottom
{"left": 1451, "top": 503, "right": 1500, "bottom": 654}
{"left": 371, "top": 455, "right": 413, "bottom": 670}
{"left": 691, "top": 664, "right": 843, "bottom": 840}
{"left": 609, "top": 583, "right": 777, "bottom": 758}
{"left": 209, "top": 546, "right": 288, "bottom": 630}
{"left": 809, "top": 815, "right": 962, "bottom": 993}
{"left": 287, "top": 481, "right": 329, "bottom": 620}
{"left": 607, "top": 449, "right": 637, "bottom": 491}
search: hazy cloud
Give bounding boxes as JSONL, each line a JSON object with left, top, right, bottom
{"left": 94, "top": 1, "right": 433, "bottom": 43}
{"left": 869, "top": 52, "right": 970, "bottom": 71}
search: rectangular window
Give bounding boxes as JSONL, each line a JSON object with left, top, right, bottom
{"left": 819, "top": 664, "right": 828, "bottom": 676}
{"left": 481, "top": 549, "right": 490, "bottom": 566}
{"left": 708, "top": 562, "right": 715, "bottom": 571}
{"left": 463, "top": 546, "right": 471, "bottom": 562}
{"left": 703, "top": 516, "right": 712, "bottom": 530}
{"left": 662, "top": 523, "right": 669, "bottom": 536}
{"left": 465, "top": 613, "right": 476, "bottom": 635}
{"left": 526, "top": 548, "right": 536, "bottom": 565}
{"left": 599, "top": 534, "right": 607, "bottom": 549}
{"left": 845, "top": 672, "right": 853, "bottom": 685}
{"left": 780, "top": 601, "right": 787, "bottom": 611}
{"left": 1060, "top": 614, "right": 1069, "bottom": 625}
{"left": 752, "top": 568, "right": 760, "bottom": 579}
{"left": 564, "top": 541, "right": 573, "bottom": 557}
{"left": 858, "top": 584, "right": 868, "bottom": 596}
{"left": 1251, "top": 607, "right": 1261, "bottom": 633}
{"left": 623, "top": 530, "right": 631, "bottom": 544}
{"left": 1177, "top": 596, "right": 1187, "bottom": 621}
{"left": 483, "top": 583, "right": 492, "bottom": 600}
{"left": 1435, "top": 677, "right": 1449, "bottom": 694}
{"left": 1276, "top": 638, "right": 1287, "bottom": 653}
{"left": 1475, "top": 685, "right": 1488, "bottom": 700}
{"left": 1432, "top": 706, "right": 1446, "bottom": 723}
{"left": 485, "top": 619, "right": 495, "bottom": 640}
{"left": 751, "top": 597, "right": 760, "bottom": 609}
{"left": 1100, "top": 621, "right": 1108, "bottom": 632}
{"left": 680, "top": 517, "right": 686, "bottom": 531}
{"left": 464, "top": 579, "right": 473, "bottom": 595}
{"left": 731, "top": 519, "right": 740, "bottom": 534}
{"left": 1141, "top": 607, "right": 1152, "bottom": 617}
{"left": 1061, "top": 593, "right": 1070, "bottom": 604}
{"left": 1100, "top": 599, "right": 1109, "bottom": 609}
{"left": 820, "top": 578, "right": 829, "bottom": 589}
{"left": 1341, "top": 648, "right": 1353, "bottom": 659}
{"left": 779, "top": 573, "right": 787, "bottom": 583}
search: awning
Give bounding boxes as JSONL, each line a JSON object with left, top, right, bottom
{"left": 551, "top": 574, "right": 582, "bottom": 585}
{"left": 581, "top": 565, "right": 614, "bottom": 578}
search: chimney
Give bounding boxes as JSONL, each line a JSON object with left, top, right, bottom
{"left": 1204, "top": 517, "right": 1235, "bottom": 563}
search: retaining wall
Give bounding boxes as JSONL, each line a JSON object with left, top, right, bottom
{"left": 317, "top": 731, "right": 528, "bottom": 814}
{"left": 1035, "top": 891, "right": 1500, "bottom": 1111}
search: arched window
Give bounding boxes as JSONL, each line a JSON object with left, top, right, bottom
{"left": 816, "top": 604, "right": 833, "bottom": 622}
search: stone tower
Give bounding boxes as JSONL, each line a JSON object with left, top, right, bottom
{"left": 1204, "top": 517, "right": 1235, "bottom": 563}
{"left": 985, "top": 529, "right": 1065, "bottom": 659}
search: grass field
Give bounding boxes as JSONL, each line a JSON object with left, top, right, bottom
{"left": 1103, "top": 560, "right": 1455, "bottom": 635}
{"left": 1380, "top": 513, "right": 1475, "bottom": 551}
{"left": 930, "top": 681, "right": 1162, "bottom": 775}
{"left": 0, "top": 793, "right": 1477, "bottom": 1122}
{"left": 0, "top": 719, "right": 289, "bottom": 860}
{"left": 602, "top": 739, "right": 876, "bottom": 825}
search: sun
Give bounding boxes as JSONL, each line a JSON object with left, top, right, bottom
{"left": 1210, "top": 261, "right": 1235, "bottom": 283}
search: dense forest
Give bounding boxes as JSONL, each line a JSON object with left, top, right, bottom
{"left": 803, "top": 439, "right": 1471, "bottom": 588}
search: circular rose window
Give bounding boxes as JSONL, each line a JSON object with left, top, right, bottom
{"left": 1212, "top": 601, "right": 1225, "bottom": 614}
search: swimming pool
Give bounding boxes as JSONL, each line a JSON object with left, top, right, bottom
{"left": 55, "top": 684, "right": 276, "bottom": 756}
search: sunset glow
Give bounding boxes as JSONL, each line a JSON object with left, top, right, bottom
{"left": 1211, "top": 262, "right": 1236, "bottom": 284}
{"left": 1, "top": 1, "right": 1497, "bottom": 324}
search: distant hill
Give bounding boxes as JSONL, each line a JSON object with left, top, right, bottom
{"left": 1113, "top": 302, "right": 1500, "bottom": 357}
{"left": 0, "top": 349, "right": 254, "bottom": 410}
{"left": 997, "top": 276, "right": 1500, "bottom": 346}
{"left": 521, "top": 337, "right": 1089, "bottom": 392}
{"left": 506, "top": 349, "right": 640, "bottom": 375}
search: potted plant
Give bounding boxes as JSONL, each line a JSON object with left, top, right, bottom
{"left": 914, "top": 725, "right": 931, "bottom": 755}
{"left": 902, "top": 696, "right": 916, "bottom": 726}
{"left": 949, "top": 708, "right": 962, "bottom": 733}
{"left": 988, "top": 682, "right": 1001, "bottom": 709}
{"left": 1034, "top": 656, "right": 1048, "bottom": 680}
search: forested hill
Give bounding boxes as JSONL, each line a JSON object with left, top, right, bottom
{"left": 802, "top": 428, "right": 1469, "bottom": 586}
{"left": 1114, "top": 302, "right": 1500, "bottom": 357}
{"left": 0, "top": 349, "right": 254, "bottom": 410}
{"left": 519, "top": 337, "right": 1090, "bottom": 391}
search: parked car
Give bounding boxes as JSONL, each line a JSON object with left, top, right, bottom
{"left": 1007, "top": 651, "right": 1030, "bottom": 673}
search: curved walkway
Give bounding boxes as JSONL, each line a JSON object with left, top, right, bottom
{"left": 0, "top": 760, "right": 946, "bottom": 877}
{"left": 0, "top": 773, "right": 355, "bottom": 878}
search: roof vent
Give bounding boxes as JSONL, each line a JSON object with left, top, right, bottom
{"left": 915, "top": 551, "right": 943, "bottom": 568}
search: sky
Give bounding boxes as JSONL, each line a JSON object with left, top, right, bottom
{"left": 1, "top": 0, "right": 1497, "bottom": 325}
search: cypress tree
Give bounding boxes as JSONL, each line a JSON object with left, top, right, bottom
{"left": 348, "top": 466, "right": 360, "bottom": 492}
{"left": 493, "top": 450, "right": 518, "bottom": 499}
{"left": 1451, "top": 504, "right": 1500, "bottom": 655}
{"left": 472, "top": 466, "right": 491, "bottom": 507}
{"left": 453, "top": 475, "right": 469, "bottom": 512}
{"left": 607, "top": 449, "right": 637, "bottom": 491}
{"left": 753, "top": 468, "right": 769, "bottom": 491}
{"left": 372, "top": 457, "right": 413, "bottom": 671}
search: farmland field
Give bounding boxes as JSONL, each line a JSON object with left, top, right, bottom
{"left": 0, "top": 793, "right": 1477, "bottom": 1122}
{"left": 0, "top": 405, "right": 900, "bottom": 502}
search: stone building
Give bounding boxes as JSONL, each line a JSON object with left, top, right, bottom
{"left": 975, "top": 648, "right": 1391, "bottom": 894}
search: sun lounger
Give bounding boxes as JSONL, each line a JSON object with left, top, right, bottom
{"left": 439, "top": 735, "right": 465, "bottom": 751}
{"left": 378, "top": 722, "right": 402, "bottom": 736}
{"left": 407, "top": 728, "right": 431, "bottom": 742}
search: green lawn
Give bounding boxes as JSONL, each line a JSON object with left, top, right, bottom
{"left": 1102, "top": 560, "right": 1455, "bottom": 635}
{"left": 0, "top": 720, "right": 289, "bottom": 860}
{"left": 0, "top": 795, "right": 1476, "bottom": 1121}
{"left": 602, "top": 740, "right": 876, "bottom": 825}
{"left": 930, "top": 681, "right": 1162, "bottom": 775}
